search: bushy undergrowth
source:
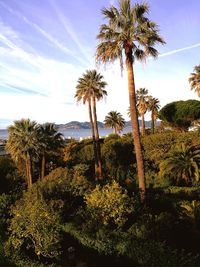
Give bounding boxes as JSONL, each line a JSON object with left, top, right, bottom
{"left": 2, "top": 131, "right": 200, "bottom": 266}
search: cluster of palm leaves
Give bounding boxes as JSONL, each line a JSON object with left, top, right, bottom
{"left": 6, "top": 119, "right": 64, "bottom": 188}
{"left": 136, "top": 88, "right": 160, "bottom": 135}
{"left": 160, "top": 143, "right": 200, "bottom": 185}
{"left": 104, "top": 111, "right": 125, "bottom": 134}
{"left": 189, "top": 65, "right": 200, "bottom": 97}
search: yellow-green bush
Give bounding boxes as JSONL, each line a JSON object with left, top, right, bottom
{"left": 85, "top": 181, "right": 134, "bottom": 227}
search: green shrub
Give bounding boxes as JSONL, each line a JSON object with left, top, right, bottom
{"left": 102, "top": 136, "right": 135, "bottom": 182}
{"left": 84, "top": 181, "right": 135, "bottom": 228}
{"left": 0, "top": 194, "right": 13, "bottom": 237}
{"left": 7, "top": 190, "right": 61, "bottom": 259}
{"left": 63, "top": 222, "right": 200, "bottom": 267}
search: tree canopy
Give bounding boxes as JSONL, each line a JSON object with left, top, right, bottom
{"left": 189, "top": 65, "right": 200, "bottom": 97}
{"left": 104, "top": 111, "right": 125, "bottom": 134}
{"left": 159, "top": 100, "right": 200, "bottom": 131}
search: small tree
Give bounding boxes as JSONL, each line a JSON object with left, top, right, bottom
{"left": 136, "top": 88, "right": 149, "bottom": 136}
{"left": 75, "top": 70, "right": 107, "bottom": 180}
{"left": 189, "top": 65, "right": 200, "bottom": 96}
{"left": 8, "top": 189, "right": 61, "bottom": 258}
{"left": 85, "top": 181, "right": 134, "bottom": 228}
{"left": 159, "top": 100, "right": 200, "bottom": 131}
{"left": 159, "top": 143, "right": 200, "bottom": 185}
{"left": 104, "top": 111, "right": 125, "bottom": 134}
{"left": 6, "top": 119, "right": 40, "bottom": 189}
{"left": 37, "top": 123, "right": 64, "bottom": 180}
{"left": 148, "top": 96, "right": 160, "bottom": 134}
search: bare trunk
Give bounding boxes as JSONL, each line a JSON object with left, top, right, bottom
{"left": 151, "top": 111, "right": 155, "bottom": 134}
{"left": 88, "top": 99, "right": 98, "bottom": 179}
{"left": 141, "top": 113, "right": 145, "bottom": 136}
{"left": 41, "top": 154, "right": 45, "bottom": 180}
{"left": 114, "top": 127, "right": 117, "bottom": 134}
{"left": 25, "top": 159, "right": 30, "bottom": 189}
{"left": 125, "top": 47, "right": 146, "bottom": 202}
{"left": 26, "top": 155, "right": 32, "bottom": 189}
{"left": 92, "top": 96, "right": 103, "bottom": 180}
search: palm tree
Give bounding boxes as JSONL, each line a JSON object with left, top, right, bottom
{"left": 189, "top": 65, "right": 200, "bottom": 96}
{"left": 6, "top": 119, "right": 39, "bottom": 189}
{"left": 38, "top": 123, "right": 64, "bottom": 180}
{"left": 136, "top": 88, "right": 149, "bottom": 136}
{"left": 96, "top": 0, "right": 165, "bottom": 200}
{"left": 75, "top": 70, "right": 107, "bottom": 180}
{"left": 159, "top": 143, "right": 200, "bottom": 185}
{"left": 104, "top": 111, "right": 125, "bottom": 134}
{"left": 148, "top": 96, "right": 160, "bottom": 134}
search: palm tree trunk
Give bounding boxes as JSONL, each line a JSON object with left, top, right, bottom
{"left": 26, "top": 156, "right": 32, "bottom": 189}
{"left": 92, "top": 96, "right": 103, "bottom": 180}
{"left": 29, "top": 158, "right": 32, "bottom": 188}
{"left": 41, "top": 154, "right": 45, "bottom": 180}
{"left": 88, "top": 99, "right": 99, "bottom": 179}
{"left": 125, "top": 47, "right": 146, "bottom": 202}
{"left": 141, "top": 113, "right": 145, "bottom": 136}
{"left": 25, "top": 159, "right": 30, "bottom": 188}
{"left": 151, "top": 111, "right": 155, "bottom": 134}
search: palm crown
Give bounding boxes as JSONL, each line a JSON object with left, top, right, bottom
{"left": 160, "top": 143, "right": 200, "bottom": 185}
{"left": 6, "top": 119, "right": 39, "bottom": 162}
{"left": 104, "top": 111, "right": 125, "bottom": 134}
{"left": 96, "top": 0, "right": 165, "bottom": 66}
{"left": 189, "top": 65, "right": 200, "bottom": 97}
{"left": 136, "top": 88, "right": 149, "bottom": 116}
{"left": 75, "top": 70, "right": 107, "bottom": 103}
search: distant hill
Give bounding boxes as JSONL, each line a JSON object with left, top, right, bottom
{"left": 57, "top": 120, "right": 160, "bottom": 130}
{"left": 57, "top": 121, "right": 104, "bottom": 130}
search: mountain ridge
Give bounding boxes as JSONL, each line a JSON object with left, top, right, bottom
{"left": 56, "top": 120, "right": 158, "bottom": 130}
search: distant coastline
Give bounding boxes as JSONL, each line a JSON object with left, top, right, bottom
{"left": 0, "top": 126, "right": 133, "bottom": 141}
{"left": 0, "top": 120, "right": 157, "bottom": 141}
{"left": 56, "top": 119, "right": 154, "bottom": 130}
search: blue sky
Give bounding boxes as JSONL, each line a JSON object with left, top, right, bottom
{"left": 0, "top": 0, "right": 200, "bottom": 128}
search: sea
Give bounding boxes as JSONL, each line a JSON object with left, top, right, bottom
{"left": 0, "top": 127, "right": 132, "bottom": 141}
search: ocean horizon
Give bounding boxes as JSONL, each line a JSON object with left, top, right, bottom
{"left": 0, "top": 127, "right": 133, "bottom": 141}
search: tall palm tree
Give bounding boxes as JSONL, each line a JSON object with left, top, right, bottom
{"left": 189, "top": 65, "right": 200, "bottom": 96}
{"left": 104, "top": 111, "right": 125, "bottom": 134}
{"left": 148, "top": 96, "right": 160, "bottom": 134}
{"left": 75, "top": 70, "right": 107, "bottom": 180}
{"left": 38, "top": 123, "right": 64, "bottom": 180}
{"left": 6, "top": 119, "right": 39, "bottom": 189}
{"left": 159, "top": 143, "right": 200, "bottom": 185}
{"left": 96, "top": 0, "right": 165, "bottom": 200}
{"left": 136, "top": 88, "right": 149, "bottom": 136}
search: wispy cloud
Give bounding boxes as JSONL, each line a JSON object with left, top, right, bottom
{"left": 2, "top": 83, "right": 48, "bottom": 97}
{"left": 49, "top": 0, "right": 91, "bottom": 65}
{"left": 0, "top": 21, "right": 83, "bottom": 102}
{"left": 0, "top": 1, "right": 87, "bottom": 66}
{"left": 159, "top": 43, "right": 200, "bottom": 57}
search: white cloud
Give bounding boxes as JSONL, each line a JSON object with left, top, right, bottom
{"left": 49, "top": 0, "right": 92, "bottom": 65}
{"left": 159, "top": 43, "right": 200, "bottom": 57}
{"left": 0, "top": 93, "right": 89, "bottom": 124}
{"left": 0, "top": 22, "right": 87, "bottom": 126}
{"left": 0, "top": 1, "right": 88, "bottom": 66}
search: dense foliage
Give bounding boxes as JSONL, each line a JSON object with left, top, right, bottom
{"left": 159, "top": 100, "right": 200, "bottom": 131}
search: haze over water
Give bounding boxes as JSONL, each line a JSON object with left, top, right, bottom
{"left": 0, "top": 127, "right": 132, "bottom": 141}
